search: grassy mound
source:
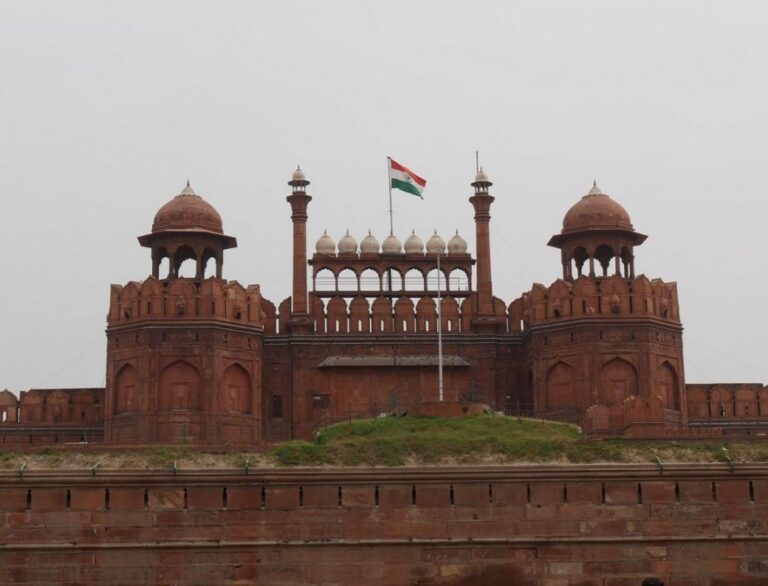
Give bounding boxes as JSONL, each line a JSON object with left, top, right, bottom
{"left": 271, "top": 414, "right": 768, "bottom": 466}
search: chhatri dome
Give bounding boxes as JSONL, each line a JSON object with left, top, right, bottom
{"left": 426, "top": 231, "right": 446, "bottom": 254}
{"left": 152, "top": 181, "right": 224, "bottom": 235}
{"left": 561, "top": 181, "right": 634, "bottom": 234}
{"left": 337, "top": 230, "right": 358, "bottom": 254}
{"left": 315, "top": 230, "right": 336, "bottom": 255}
{"left": 360, "top": 230, "right": 380, "bottom": 254}
{"left": 447, "top": 230, "right": 468, "bottom": 254}
{"left": 404, "top": 230, "right": 424, "bottom": 253}
{"left": 382, "top": 233, "right": 402, "bottom": 254}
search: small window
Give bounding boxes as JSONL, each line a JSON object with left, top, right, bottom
{"left": 271, "top": 395, "right": 283, "bottom": 419}
{"left": 312, "top": 394, "right": 330, "bottom": 409}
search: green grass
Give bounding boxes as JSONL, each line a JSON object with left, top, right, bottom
{"left": 2, "top": 414, "right": 768, "bottom": 469}
{"left": 270, "top": 414, "right": 768, "bottom": 467}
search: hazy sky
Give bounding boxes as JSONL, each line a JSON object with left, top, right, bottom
{"left": 1, "top": 1, "right": 766, "bottom": 392}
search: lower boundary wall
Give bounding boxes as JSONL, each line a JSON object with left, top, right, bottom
{"left": 2, "top": 465, "right": 768, "bottom": 585}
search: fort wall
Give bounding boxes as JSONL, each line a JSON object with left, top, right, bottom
{"left": 2, "top": 464, "right": 768, "bottom": 584}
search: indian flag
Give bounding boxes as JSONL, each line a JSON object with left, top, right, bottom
{"left": 389, "top": 158, "right": 426, "bottom": 198}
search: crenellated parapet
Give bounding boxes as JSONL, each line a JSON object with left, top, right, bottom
{"left": 686, "top": 383, "right": 768, "bottom": 421}
{"left": 0, "top": 388, "right": 104, "bottom": 425}
{"left": 107, "top": 276, "right": 271, "bottom": 328}
{"left": 508, "top": 274, "right": 680, "bottom": 332}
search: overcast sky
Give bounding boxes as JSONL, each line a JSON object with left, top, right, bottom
{"left": 1, "top": 1, "right": 766, "bottom": 392}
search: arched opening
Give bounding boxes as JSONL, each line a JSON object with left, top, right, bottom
{"left": 337, "top": 268, "right": 358, "bottom": 292}
{"left": 572, "top": 247, "right": 588, "bottom": 278}
{"left": 382, "top": 269, "right": 403, "bottom": 292}
{"left": 222, "top": 364, "right": 251, "bottom": 414}
{"left": 448, "top": 268, "right": 469, "bottom": 292}
{"left": 115, "top": 364, "right": 139, "bottom": 414}
{"left": 426, "top": 268, "right": 447, "bottom": 291}
{"left": 593, "top": 245, "right": 615, "bottom": 277}
{"left": 404, "top": 268, "right": 425, "bottom": 291}
{"left": 359, "top": 268, "right": 380, "bottom": 291}
{"left": 201, "top": 248, "right": 219, "bottom": 279}
{"left": 314, "top": 268, "right": 336, "bottom": 291}
{"left": 158, "top": 257, "right": 170, "bottom": 279}
{"left": 599, "top": 357, "right": 638, "bottom": 406}
{"left": 657, "top": 362, "right": 680, "bottom": 410}
{"left": 154, "top": 247, "right": 171, "bottom": 279}
{"left": 160, "top": 361, "right": 201, "bottom": 411}
{"left": 174, "top": 246, "right": 198, "bottom": 279}
{"left": 546, "top": 362, "right": 577, "bottom": 409}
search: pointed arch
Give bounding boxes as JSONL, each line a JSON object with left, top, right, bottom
{"left": 394, "top": 297, "right": 415, "bottom": 333}
{"left": 546, "top": 361, "right": 577, "bottom": 409}
{"left": 656, "top": 361, "right": 680, "bottom": 410}
{"left": 115, "top": 364, "right": 139, "bottom": 415}
{"left": 222, "top": 363, "right": 251, "bottom": 413}
{"left": 371, "top": 297, "right": 393, "bottom": 333}
{"left": 599, "top": 357, "right": 638, "bottom": 406}
{"left": 174, "top": 245, "right": 198, "bottom": 278}
{"left": 349, "top": 296, "right": 371, "bottom": 333}
{"left": 160, "top": 361, "right": 201, "bottom": 411}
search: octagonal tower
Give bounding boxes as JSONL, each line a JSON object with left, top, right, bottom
{"left": 104, "top": 183, "right": 266, "bottom": 445}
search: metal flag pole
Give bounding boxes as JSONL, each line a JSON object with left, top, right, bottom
{"left": 437, "top": 250, "right": 444, "bottom": 402}
{"left": 386, "top": 157, "right": 393, "bottom": 292}
{"left": 387, "top": 157, "right": 394, "bottom": 235}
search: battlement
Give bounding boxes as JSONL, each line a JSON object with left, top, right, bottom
{"left": 107, "top": 276, "right": 271, "bottom": 328}
{"left": 508, "top": 274, "right": 680, "bottom": 333}
{"left": 283, "top": 291, "right": 508, "bottom": 335}
{"left": 687, "top": 383, "right": 768, "bottom": 424}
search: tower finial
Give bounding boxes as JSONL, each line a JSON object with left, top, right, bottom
{"left": 288, "top": 165, "right": 309, "bottom": 192}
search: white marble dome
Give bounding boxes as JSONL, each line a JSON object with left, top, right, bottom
{"left": 292, "top": 166, "right": 306, "bottom": 182}
{"left": 337, "top": 230, "right": 358, "bottom": 254}
{"left": 404, "top": 230, "right": 424, "bottom": 254}
{"left": 382, "top": 232, "right": 402, "bottom": 254}
{"left": 359, "top": 230, "right": 380, "bottom": 254}
{"left": 315, "top": 230, "right": 336, "bottom": 255}
{"left": 426, "top": 230, "right": 446, "bottom": 254}
{"left": 447, "top": 230, "right": 468, "bottom": 254}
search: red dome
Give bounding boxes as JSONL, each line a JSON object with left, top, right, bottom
{"left": 152, "top": 183, "right": 223, "bottom": 234}
{"left": 562, "top": 184, "right": 633, "bottom": 234}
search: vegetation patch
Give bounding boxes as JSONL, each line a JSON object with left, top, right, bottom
{"left": 1, "top": 414, "right": 768, "bottom": 469}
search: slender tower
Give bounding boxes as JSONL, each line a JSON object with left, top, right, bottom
{"left": 286, "top": 166, "right": 313, "bottom": 333}
{"left": 469, "top": 168, "right": 501, "bottom": 331}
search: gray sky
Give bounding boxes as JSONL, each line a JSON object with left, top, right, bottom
{"left": 1, "top": 1, "right": 767, "bottom": 392}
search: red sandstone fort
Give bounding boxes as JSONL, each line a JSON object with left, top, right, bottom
{"left": 3, "top": 169, "right": 768, "bottom": 586}
{"left": 0, "top": 169, "right": 765, "bottom": 445}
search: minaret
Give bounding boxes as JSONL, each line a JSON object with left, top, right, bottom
{"left": 469, "top": 168, "right": 501, "bottom": 331}
{"left": 286, "top": 166, "right": 313, "bottom": 333}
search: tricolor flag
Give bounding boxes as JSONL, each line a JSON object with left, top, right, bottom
{"left": 389, "top": 158, "right": 426, "bottom": 199}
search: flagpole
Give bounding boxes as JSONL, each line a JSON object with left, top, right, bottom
{"left": 387, "top": 157, "right": 394, "bottom": 235}
{"left": 386, "top": 157, "right": 393, "bottom": 292}
{"left": 437, "top": 251, "right": 444, "bottom": 402}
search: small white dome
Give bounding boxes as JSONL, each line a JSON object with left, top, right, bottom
{"left": 292, "top": 166, "right": 306, "bottom": 182}
{"left": 404, "top": 230, "right": 424, "bottom": 254}
{"left": 382, "top": 232, "right": 402, "bottom": 254}
{"left": 315, "top": 230, "right": 336, "bottom": 255}
{"left": 359, "top": 230, "right": 380, "bottom": 254}
{"left": 474, "top": 168, "right": 489, "bottom": 183}
{"left": 426, "top": 230, "right": 446, "bottom": 254}
{"left": 447, "top": 230, "right": 468, "bottom": 254}
{"left": 337, "top": 230, "right": 358, "bottom": 254}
